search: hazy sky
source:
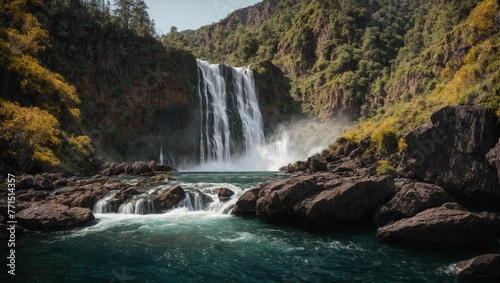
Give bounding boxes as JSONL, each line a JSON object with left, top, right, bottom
{"left": 144, "top": 0, "right": 262, "bottom": 34}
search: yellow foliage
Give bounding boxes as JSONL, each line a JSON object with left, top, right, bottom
{"left": 69, "top": 135, "right": 93, "bottom": 155}
{"left": 371, "top": 118, "right": 398, "bottom": 153}
{"left": 376, "top": 159, "right": 396, "bottom": 175}
{"left": 468, "top": 0, "right": 499, "bottom": 36}
{"left": 34, "top": 147, "right": 61, "bottom": 167}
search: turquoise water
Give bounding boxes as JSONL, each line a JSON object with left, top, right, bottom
{"left": 2, "top": 172, "right": 499, "bottom": 282}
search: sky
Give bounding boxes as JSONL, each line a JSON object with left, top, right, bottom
{"left": 144, "top": 0, "right": 263, "bottom": 34}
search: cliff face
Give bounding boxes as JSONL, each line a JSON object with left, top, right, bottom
{"left": 42, "top": 6, "right": 199, "bottom": 164}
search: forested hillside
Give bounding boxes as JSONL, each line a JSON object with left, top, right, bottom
{"left": 164, "top": 0, "right": 500, "bottom": 146}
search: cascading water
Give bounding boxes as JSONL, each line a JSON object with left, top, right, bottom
{"left": 195, "top": 60, "right": 265, "bottom": 171}
{"left": 92, "top": 180, "right": 244, "bottom": 216}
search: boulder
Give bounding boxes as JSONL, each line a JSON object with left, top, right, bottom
{"left": 373, "top": 180, "right": 454, "bottom": 225}
{"left": 255, "top": 173, "right": 332, "bottom": 224}
{"left": 101, "top": 162, "right": 126, "bottom": 176}
{"left": 17, "top": 175, "right": 35, "bottom": 190}
{"left": 17, "top": 203, "right": 94, "bottom": 231}
{"left": 307, "top": 158, "right": 327, "bottom": 173}
{"left": 111, "top": 188, "right": 140, "bottom": 209}
{"left": 377, "top": 206, "right": 499, "bottom": 245}
{"left": 190, "top": 189, "right": 213, "bottom": 206}
{"left": 154, "top": 185, "right": 185, "bottom": 212}
{"left": 125, "top": 161, "right": 152, "bottom": 175}
{"left": 52, "top": 178, "right": 68, "bottom": 188}
{"left": 403, "top": 106, "right": 500, "bottom": 203}
{"left": 291, "top": 176, "right": 396, "bottom": 229}
{"left": 251, "top": 173, "right": 395, "bottom": 229}
{"left": 17, "top": 189, "right": 49, "bottom": 202}
{"left": 453, "top": 254, "right": 500, "bottom": 279}
{"left": 486, "top": 140, "right": 500, "bottom": 188}
{"left": 217, "top": 188, "right": 234, "bottom": 202}
{"left": 34, "top": 174, "right": 55, "bottom": 190}
{"left": 232, "top": 187, "right": 263, "bottom": 215}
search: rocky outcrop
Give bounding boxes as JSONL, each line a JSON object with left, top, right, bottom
{"left": 154, "top": 185, "right": 185, "bottom": 212}
{"left": 235, "top": 173, "right": 395, "bottom": 229}
{"left": 377, "top": 206, "right": 499, "bottom": 245}
{"left": 17, "top": 203, "right": 95, "bottom": 231}
{"left": 110, "top": 188, "right": 140, "bottom": 209}
{"left": 290, "top": 176, "right": 395, "bottom": 229}
{"left": 217, "top": 188, "right": 235, "bottom": 202}
{"left": 100, "top": 161, "right": 172, "bottom": 176}
{"left": 452, "top": 254, "right": 500, "bottom": 279}
{"left": 486, "top": 140, "right": 500, "bottom": 189}
{"left": 232, "top": 187, "right": 263, "bottom": 215}
{"left": 403, "top": 106, "right": 500, "bottom": 203}
{"left": 373, "top": 180, "right": 454, "bottom": 225}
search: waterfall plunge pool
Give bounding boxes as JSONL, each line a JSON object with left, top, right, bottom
{"left": 4, "top": 172, "right": 496, "bottom": 283}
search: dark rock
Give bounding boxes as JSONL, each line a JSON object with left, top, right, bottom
{"left": 101, "top": 162, "right": 127, "bottom": 176}
{"left": 217, "top": 188, "right": 235, "bottom": 202}
{"left": 373, "top": 180, "right": 454, "bottom": 225}
{"left": 17, "top": 189, "right": 49, "bottom": 202}
{"left": 17, "top": 203, "right": 94, "bottom": 231}
{"left": 343, "top": 142, "right": 357, "bottom": 157}
{"left": 291, "top": 175, "right": 395, "bottom": 229}
{"left": 251, "top": 173, "right": 395, "bottom": 229}
{"left": 34, "top": 175, "right": 55, "bottom": 190}
{"left": 403, "top": 106, "right": 500, "bottom": 203}
{"left": 111, "top": 188, "right": 140, "bottom": 209}
{"left": 147, "top": 161, "right": 162, "bottom": 172}
{"left": 453, "top": 254, "right": 500, "bottom": 279}
{"left": 486, "top": 140, "right": 500, "bottom": 188}
{"left": 308, "top": 158, "right": 327, "bottom": 173}
{"left": 377, "top": 206, "right": 499, "bottom": 245}
{"left": 52, "top": 178, "right": 68, "bottom": 188}
{"left": 192, "top": 189, "right": 213, "bottom": 206}
{"left": 125, "top": 161, "right": 152, "bottom": 175}
{"left": 154, "top": 185, "right": 185, "bottom": 211}
{"left": 232, "top": 187, "right": 263, "bottom": 215}
{"left": 17, "top": 175, "right": 35, "bottom": 190}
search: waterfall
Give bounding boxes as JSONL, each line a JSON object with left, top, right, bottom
{"left": 195, "top": 60, "right": 265, "bottom": 170}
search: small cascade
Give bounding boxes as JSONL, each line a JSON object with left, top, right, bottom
{"left": 159, "top": 148, "right": 175, "bottom": 167}
{"left": 93, "top": 194, "right": 115, "bottom": 214}
{"left": 118, "top": 198, "right": 155, "bottom": 215}
{"left": 92, "top": 180, "right": 245, "bottom": 215}
{"left": 174, "top": 191, "right": 213, "bottom": 211}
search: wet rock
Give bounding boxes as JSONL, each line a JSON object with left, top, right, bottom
{"left": 17, "top": 203, "right": 94, "bottom": 231}
{"left": 373, "top": 180, "right": 454, "bottom": 225}
{"left": 377, "top": 206, "right": 499, "bottom": 245}
{"left": 154, "top": 185, "right": 185, "bottom": 212}
{"left": 403, "top": 106, "right": 500, "bottom": 203}
{"left": 111, "top": 188, "right": 140, "bottom": 209}
{"left": 453, "top": 254, "right": 500, "bottom": 279}
{"left": 192, "top": 189, "right": 213, "bottom": 206}
{"left": 232, "top": 187, "right": 263, "bottom": 215}
{"left": 217, "top": 188, "right": 235, "bottom": 202}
